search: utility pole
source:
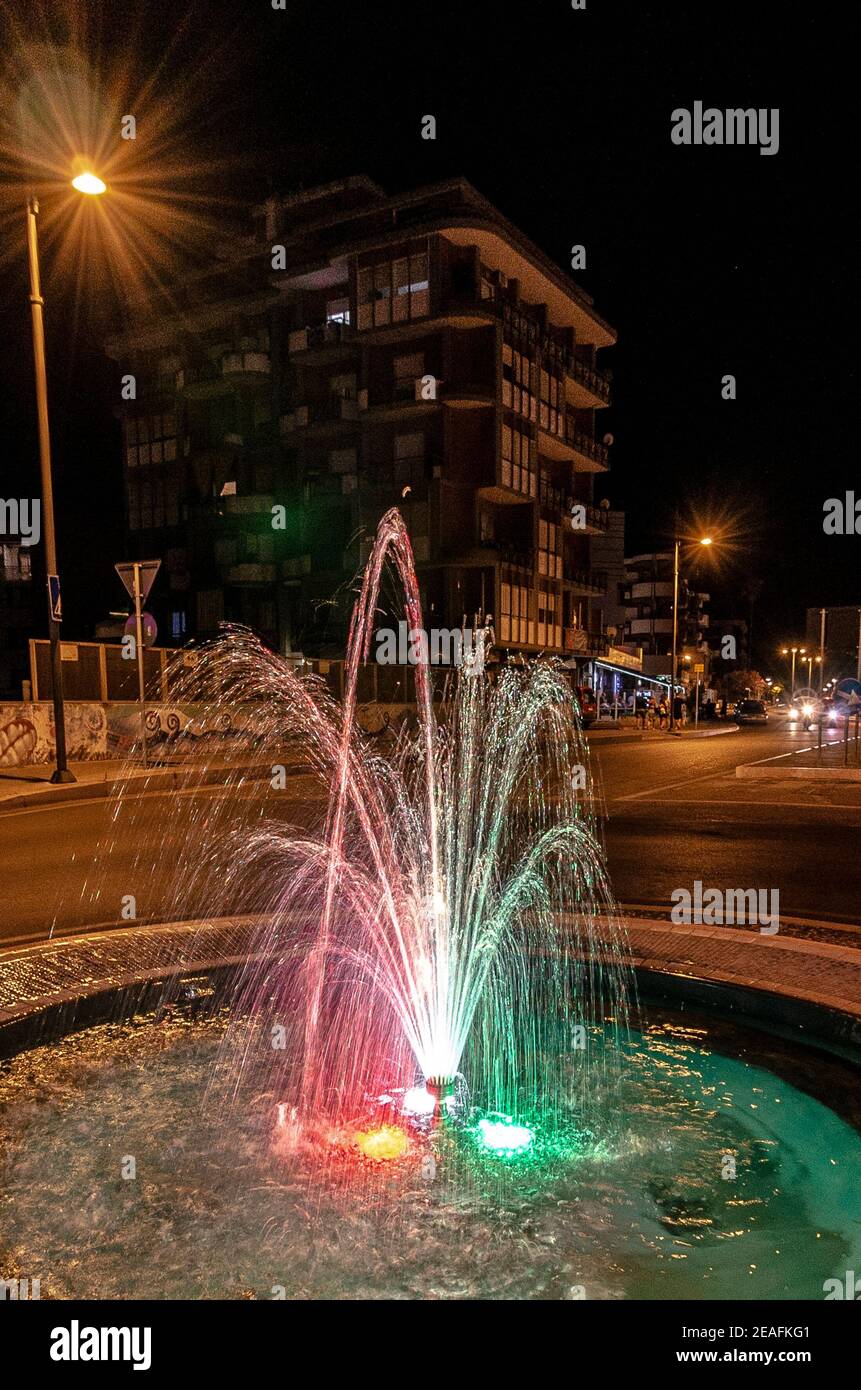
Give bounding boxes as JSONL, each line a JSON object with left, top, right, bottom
{"left": 819, "top": 607, "right": 826, "bottom": 694}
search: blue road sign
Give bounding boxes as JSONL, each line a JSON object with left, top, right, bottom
{"left": 835, "top": 678, "right": 861, "bottom": 707}
{"left": 48, "top": 574, "right": 61, "bottom": 622}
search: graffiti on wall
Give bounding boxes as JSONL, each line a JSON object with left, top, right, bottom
{"left": 0, "top": 703, "right": 248, "bottom": 768}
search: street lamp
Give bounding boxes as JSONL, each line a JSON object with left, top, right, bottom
{"left": 670, "top": 534, "right": 714, "bottom": 732}
{"left": 803, "top": 653, "right": 820, "bottom": 688}
{"left": 780, "top": 645, "right": 805, "bottom": 702}
{"left": 26, "top": 166, "right": 106, "bottom": 783}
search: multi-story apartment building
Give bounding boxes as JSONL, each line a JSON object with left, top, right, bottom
{"left": 106, "top": 176, "right": 615, "bottom": 663}
{"left": 623, "top": 551, "right": 709, "bottom": 677}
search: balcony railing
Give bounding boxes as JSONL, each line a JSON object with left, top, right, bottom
{"left": 280, "top": 394, "right": 360, "bottom": 431}
{"left": 368, "top": 453, "right": 441, "bottom": 491}
{"left": 566, "top": 425, "right": 609, "bottom": 469}
{"left": 463, "top": 288, "right": 611, "bottom": 402}
{"left": 567, "top": 354, "right": 611, "bottom": 404}
{"left": 564, "top": 566, "right": 607, "bottom": 595}
{"left": 287, "top": 321, "right": 351, "bottom": 354}
{"left": 222, "top": 351, "right": 270, "bottom": 378}
{"left": 564, "top": 628, "right": 610, "bottom": 656}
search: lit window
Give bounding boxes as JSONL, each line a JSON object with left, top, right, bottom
{"left": 326, "top": 297, "right": 350, "bottom": 325}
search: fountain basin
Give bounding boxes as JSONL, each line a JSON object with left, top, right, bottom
{"left": 1, "top": 924, "right": 860, "bottom": 1301}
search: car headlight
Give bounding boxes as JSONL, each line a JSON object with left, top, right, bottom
{"left": 802, "top": 704, "right": 814, "bottom": 717}
{"left": 788, "top": 708, "right": 799, "bottom": 720}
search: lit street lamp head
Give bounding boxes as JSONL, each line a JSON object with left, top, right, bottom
{"left": 71, "top": 170, "right": 106, "bottom": 195}
{"left": 699, "top": 536, "right": 713, "bottom": 546}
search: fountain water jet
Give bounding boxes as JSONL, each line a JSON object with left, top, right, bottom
{"left": 162, "top": 507, "right": 632, "bottom": 1138}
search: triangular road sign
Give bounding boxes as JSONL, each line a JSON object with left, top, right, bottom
{"left": 115, "top": 559, "right": 161, "bottom": 601}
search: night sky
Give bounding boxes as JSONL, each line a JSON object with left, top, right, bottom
{"left": 1, "top": 0, "right": 855, "bottom": 672}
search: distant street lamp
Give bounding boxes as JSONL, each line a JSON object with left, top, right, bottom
{"left": 802, "top": 653, "right": 820, "bottom": 688}
{"left": 670, "top": 534, "right": 714, "bottom": 732}
{"left": 780, "top": 645, "right": 805, "bottom": 702}
{"left": 26, "top": 167, "right": 106, "bottom": 783}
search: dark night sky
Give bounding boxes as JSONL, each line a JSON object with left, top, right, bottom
{"left": 1, "top": 0, "right": 856, "bottom": 671}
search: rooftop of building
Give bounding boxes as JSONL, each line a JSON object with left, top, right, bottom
{"left": 107, "top": 174, "right": 616, "bottom": 355}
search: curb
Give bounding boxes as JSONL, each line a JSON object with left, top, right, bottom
{"left": 588, "top": 723, "right": 739, "bottom": 746}
{"left": 0, "top": 763, "right": 277, "bottom": 812}
{"left": 736, "top": 764, "right": 861, "bottom": 782}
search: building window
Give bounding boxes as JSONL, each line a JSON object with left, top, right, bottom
{"left": 538, "top": 520, "right": 562, "bottom": 579}
{"left": 501, "top": 342, "right": 536, "bottom": 423}
{"left": 357, "top": 246, "right": 430, "bottom": 330}
{"left": 539, "top": 368, "right": 563, "bottom": 436}
{"left": 393, "top": 431, "right": 425, "bottom": 487}
{"left": 537, "top": 587, "right": 561, "bottom": 650}
{"left": 500, "top": 581, "right": 532, "bottom": 646}
{"left": 171, "top": 610, "right": 187, "bottom": 639}
{"left": 501, "top": 422, "right": 536, "bottom": 497}
{"left": 125, "top": 412, "right": 177, "bottom": 468}
{"left": 128, "top": 474, "right": 177, "bottom": 531}
{"left": 393, "top": 351, "right": 425, "bottom": 398}
{"left": 2, "top": 544, "right": 31, "bottom": 582}
{"left": 326, "top": 296, "right": 350, "bottom": 325}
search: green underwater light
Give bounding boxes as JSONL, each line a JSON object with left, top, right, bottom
{"left": 477, "top": 1117, "right": 534, "bottom": 1154}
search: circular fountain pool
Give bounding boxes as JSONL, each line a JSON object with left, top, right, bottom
{"left": 1, "top": 1003, "right": 859, "bottom": 1300}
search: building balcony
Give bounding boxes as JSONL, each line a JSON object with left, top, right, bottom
{"left": 368, "top": 452, "right": 441, "bottom": 494}
{"left": 564, "top": 628, "right": 610, "bottom": 656}
{"left": 629, "top": 580, "right": 673, "bottom": 600}
{"left": 565, "top": 354, "right": 612, "bottom": 408}
{"left": 537, "top": 419, "right": 609, "bottom": 473}
{"left": 226, "top": 563, "right": 277, "bottom": 585}
{"left": 175, "top": 363, "right": 233, "bottom": 400}
{"left": 222, "top": 493, "right": 276, "bottom": 516}
{"left": 628, "top": 617, "right": 673, "bottom": 636}
{"left": 287, "top": 321, "right": 352, "bottom": 357}
{"left": 280, "top": 395, "right": 360, "bottom": 433}
{"left": 221, "top": 351, "right": 271, "bottom": 383}
{"left": 564, "top": 566, "right": 607, "bottom": 597}
{"left": 568, "top": 502, "right": 610, "bottom": 536}
{"left": 282, "top": 554, "right": 311, "bottom": 579}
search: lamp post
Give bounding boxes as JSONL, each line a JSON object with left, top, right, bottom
{"left": 803, "top": 654, "right": 820, "bottom": 689}
{"left": 781, "top": 645, "right": 804, "bottom": 702}
{"left": 670, "top": 534, "right": 712, "bottom": 732}
{"left": 26, "top": 169, "right": 106, "bottom": 784}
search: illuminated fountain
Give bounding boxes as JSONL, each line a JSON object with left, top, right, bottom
{"left": 169, "top": 507, "right": 632, "bottom": 1156}
{"left": 4, "top": 511, "right": 861, "bottom": 1298}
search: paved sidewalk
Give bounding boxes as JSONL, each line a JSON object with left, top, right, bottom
{"left": 2, "top": 912, "right": 859, "bottom": 1032}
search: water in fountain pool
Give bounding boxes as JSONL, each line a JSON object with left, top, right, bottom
{"left": 1, "top": 1007, "right": 859, "bottom": 1300}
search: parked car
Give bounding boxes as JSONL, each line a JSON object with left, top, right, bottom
{"left": 734, "top": 698, "right": 768, "bottom": 725}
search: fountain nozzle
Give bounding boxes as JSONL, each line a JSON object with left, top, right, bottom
{"left": 426, "top": 1076, "right": 455, "bottom": 1117}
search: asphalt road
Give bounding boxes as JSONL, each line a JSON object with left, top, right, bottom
{"left": 0, "top": 716, "right": 858, "bottom": 945}
{"left": 593, "top": 718, "right": 861, "bottom": 922}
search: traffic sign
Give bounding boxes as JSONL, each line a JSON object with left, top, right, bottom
{"left": 124, "top": 612, "right": 158, "bottom": 647}
{"left": 115, "top": 559, "right": 161, "bottom": 601}
{"left": 47, "top": 574, "right": 61, "bottom": 621}
{"left": 835, "top": 678, "right": 861, "bottom": 708}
